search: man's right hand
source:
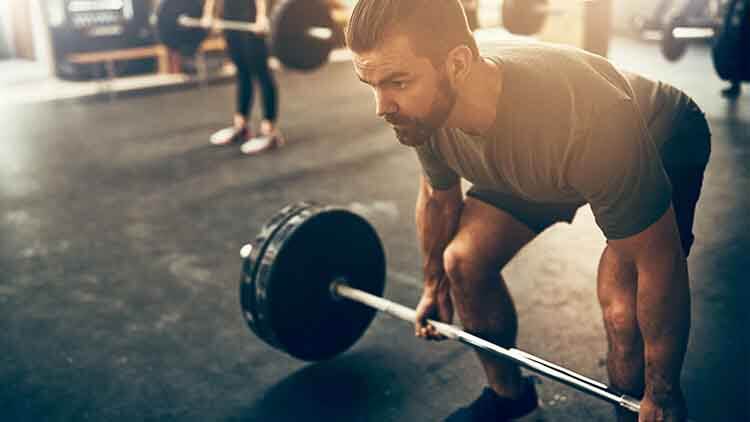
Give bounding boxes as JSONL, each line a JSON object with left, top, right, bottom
{"left": 414, "top": 276, "right": 454, "bottom": 341}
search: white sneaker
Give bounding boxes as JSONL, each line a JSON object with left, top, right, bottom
{"left": 210, "top": 126, "right": 247, "bottom": 146}
{"left": 240, "top": 131, "right": 284, "bottom": 156}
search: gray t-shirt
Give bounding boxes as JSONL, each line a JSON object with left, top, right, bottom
{"left": 416, "top": 40, "right": 691, "bottom": 239}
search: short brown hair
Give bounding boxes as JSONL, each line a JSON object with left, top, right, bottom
{"left": 345, "top": 0, "right": 480, "bottom": 67}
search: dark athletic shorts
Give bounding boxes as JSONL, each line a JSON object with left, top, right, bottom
{"left": 467, "top": 100, "right": 711, "bottom": 257}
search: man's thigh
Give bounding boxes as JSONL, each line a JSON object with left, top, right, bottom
{"left": 450, "top": 196, "right": 538, "bottom": 270}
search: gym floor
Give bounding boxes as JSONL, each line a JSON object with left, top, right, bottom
{"left": 1, "top": 36, "right": 748, "bottom": 422}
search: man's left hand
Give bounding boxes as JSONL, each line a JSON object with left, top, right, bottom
{"left": 638, "top": 394, "right": 687, "bottom": 422}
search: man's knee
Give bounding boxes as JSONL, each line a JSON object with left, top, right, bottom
{"left": 602, "top": 302, "right": 641, "bottom": 355}
{"left": 443, "top": 241, "right": 498, "bottom": 288}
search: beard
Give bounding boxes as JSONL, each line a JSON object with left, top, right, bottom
{"left": 385, "top": 70, "right": 457, "bottom": 147}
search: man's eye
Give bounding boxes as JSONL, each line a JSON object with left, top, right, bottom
{"left": 392, "top": 81, "right": 408, "bottom": 89}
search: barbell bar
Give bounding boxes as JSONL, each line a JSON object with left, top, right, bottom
{"left": 671, "top": 27, "right": 716, "bottom": 39}
{"left": 176, "top": 14, "right": 334, "bottom": 41}
{"left": 237, "top": 203, "right": 708, "bottom": 418}
{"left": 330, "top": 282, "right": 643, "bottom": 414}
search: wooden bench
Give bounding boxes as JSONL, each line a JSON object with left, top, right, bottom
{"left": 67, "top": 45, "right": 171, "bottom": 76}
{"left": 65, "top": 38, "right": 229, "bottom": 97}
{"left": 67, "top": 45, "right": 171, "bottom": 98}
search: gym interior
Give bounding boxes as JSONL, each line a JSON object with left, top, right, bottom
{"left": 1, "top": 1, "right": 748, "bottom": 421}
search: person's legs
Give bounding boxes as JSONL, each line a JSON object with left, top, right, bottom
{"left": 241, "top": 37, "right": 283, "bottom": 155}
{"left": 247, "top": 37, "right": 279, "bottom": 132}
{"left": 442, "top": 197, "right": 538, "bottom": 421}
{"left": 442, "top": 191, "right": 581, "bottom": 420}
{"left": 228, "top": 32, "right": 254, "bottom": 127}
{"left": 212, "top": 32, "right": 254, "bottom": 145}
{"left": 599, "top": 98, "right": 710, "bottom": 421}
{"left": 444, "top": 197, "right": 537, "bottom": 397}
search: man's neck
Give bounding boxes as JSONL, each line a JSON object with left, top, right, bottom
{"left": 446, "top": 57, "right": 503, "bottom": 136}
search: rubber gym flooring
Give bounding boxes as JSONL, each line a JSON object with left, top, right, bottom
{"left": 1, "top": 36, "right": 748, "bottom": 421}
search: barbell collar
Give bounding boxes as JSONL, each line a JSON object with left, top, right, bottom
{"left": 240, "top": 243, "right": 254, "bottom": 259}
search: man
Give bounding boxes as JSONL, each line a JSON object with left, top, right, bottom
{"left": 345, "top": 1, "right": 710, "bottom": 421}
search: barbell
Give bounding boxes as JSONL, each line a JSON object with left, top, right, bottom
{"left": 659, "top": 0, "right": 750, "bottom": 83}
{"left": 238, "top": 202, "right": 648, "bottom": 414}
{"left": 157, "top": 0, "right": 339, "bottom": 71}
{"left": 660, "top": 16, "right": 718, "bottom": 62}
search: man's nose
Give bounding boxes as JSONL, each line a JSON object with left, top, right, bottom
{"left": 375, "top": 90, "right": 396, "bottom": 117}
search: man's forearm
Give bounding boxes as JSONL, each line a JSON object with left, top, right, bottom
{"left": 415, "top": 178, "right": 462, "bottom": 285}
{"left": 635, "top": 250, "right": 691, "bottom": 402}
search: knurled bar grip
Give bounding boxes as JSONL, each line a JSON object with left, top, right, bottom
{"left": 332, "top": 282, "right": 642, "bottom": 414}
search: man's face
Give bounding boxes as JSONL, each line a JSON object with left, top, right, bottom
{"left": 353, "top": 34, "right": 457, "bottom": 147}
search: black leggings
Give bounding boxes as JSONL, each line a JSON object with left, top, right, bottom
{"left": 224, "top": 31, "right": 278, "bottom": 122}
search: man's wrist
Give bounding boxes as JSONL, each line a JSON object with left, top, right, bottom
{"left": 643, "top": 383, "right": 684, "bottom": 406}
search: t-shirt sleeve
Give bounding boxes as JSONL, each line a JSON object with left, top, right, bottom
{"left": 569, "top": 99, "right": 672, "bottom": 239}
{"left": 414, "top": 139, "right": 460, "bottom": 190}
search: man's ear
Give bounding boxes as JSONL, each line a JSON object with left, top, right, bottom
{"left": 445, "top": 45, "right": 473, "bottom": 84}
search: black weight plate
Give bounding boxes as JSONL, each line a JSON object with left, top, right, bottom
{"left": 502, "top": 0, "right": 548, "bottom": 36}
{"left": 254, "top": 205, "right": 387, "bottom": 361}
{"left": 240, "top": 202, "right": 315, "bottom": 342}
{"left": 270, "top": 0, "right": 334, "bottom": 71}
{"left": 157, "top": 0, "right": 208, "bottom": 56}
{"left": 661, "top": 18, "right": 688, "bottom": 62}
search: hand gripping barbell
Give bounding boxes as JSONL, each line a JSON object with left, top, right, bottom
{"left": 157, "top": 0, "right": 341, "bottom": 71}
{"left": 239, "top": 202, "right": 656, "bottom": 415}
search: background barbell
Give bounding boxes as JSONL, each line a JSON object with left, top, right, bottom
{"left": 652, "top": 0, "right": 750, "bottom": 84}
{"left": 157, "top": 0, "right": 340, "bottom": 71}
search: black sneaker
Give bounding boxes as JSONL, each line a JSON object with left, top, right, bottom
{"left": 721, "top": 82, "right": 741, "bottom": 99}
{"left": 445, "top": 377, "right": 539, "bottom": 422}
